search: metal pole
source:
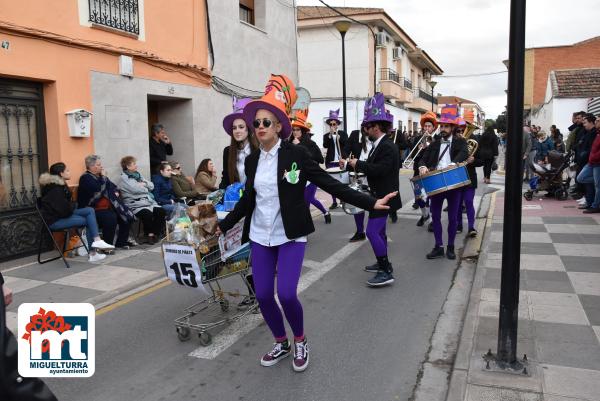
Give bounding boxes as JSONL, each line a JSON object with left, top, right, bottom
{"left": 431, "top": 87, "right": 434, "bottom": 111}
{"left": 341, "top": 30, "right": 348, "bottom": 137}
{"left": 497, "top": 0, "right": 526, "bottom": 366}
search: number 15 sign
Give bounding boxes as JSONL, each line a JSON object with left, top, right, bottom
{"left": 162, "top": 243, "right": 210, "bottom": 295}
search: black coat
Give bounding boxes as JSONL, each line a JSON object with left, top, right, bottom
{"left": 389, "top": 130, "right": 409, "bottom": 152}
{"left": 219, "top": 146, "right": 233, "bottom": 189}
{"left": 344, "top": 130, "right": 367, "bottom": 160}
{"left": 297, "top": 138, "right": 324, "bottom": 164}
{"left": 354, "top": 135, "right": 402, "bottom": 217}
{"left": 149, "top": 138, "right": 173, "bottom": 171}
{"left": 478, "top": 132, "right": 499, "bottom": 160}
{"left": 39, "top": 173, "right": 76, "bottom": 225}
{"left": 219, "top": 141, "right": 377, "bottom": 243}
{"left": 322, "top": 130, "right": 348, "bottom": 163}
{"left": 465, "top": 147, "right": 484, "bottom": 189}
{"left": 575, "top": 128, "right": 597, "bottom": 166}
{"left": 419, "top": 135, "right": 469, "bottom": 170}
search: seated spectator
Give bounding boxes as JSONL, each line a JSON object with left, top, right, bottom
{"left": 169, "top": 161, "right": 202, "bottom": 202}
{"left": 119, "top": 156, "right": 166, "bottom": 245}
{"left": 78, "top": 155, "right": 134, "bottom": 250}
{"left": 40, "top": 162, "right": 115, "bottom": 262}
{"left": 194, "top": 158, "right": 218, "bottom": 195}
{"left": 152, "top": 163, "right": 177, "bottom": 214}
{"left": 533, "top": 130, "right": 554, "bottom": 163}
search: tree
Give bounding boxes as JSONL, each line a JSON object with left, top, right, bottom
{"left": 495, "top": 112, "right": 507, "bottom": 133}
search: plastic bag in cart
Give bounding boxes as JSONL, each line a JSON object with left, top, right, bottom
{"left": 167, "top": 203, "right": 192, "bottom": 242}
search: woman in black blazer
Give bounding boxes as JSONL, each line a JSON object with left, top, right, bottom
{"left": 218, "top": 75, "right": 395, "bottom": 373}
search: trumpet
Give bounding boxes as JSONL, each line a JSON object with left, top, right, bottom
{"left": 402, "top": 133, "right": 431, "bottom": 169}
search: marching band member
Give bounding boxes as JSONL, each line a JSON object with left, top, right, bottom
{"left": 418, "top": 105, "right": 468, "bottom": 260}
{"left": 323, "top": 109, "right": 348, "bottom": 209}
{"left": 341, "top": 93, "right": 402, "bottom": 287}
{"left": 455, "top": 120, "right": 482, "bottom": 237}
{"left": 218, "top": 75, "right": 396, "bottom": 372}
{"left": 290, "top": 109, "right": 332, "bottom": 224}
{"left": 414, "top": 112, "right": 437, "bottom": 227}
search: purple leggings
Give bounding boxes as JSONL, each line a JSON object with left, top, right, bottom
{"left": 304, "top": 183, "right": 327, "bottom": 215}
{"left": 366, "top": 216, "right": 387, "bottom": 257}
{"left": 430, "top": 189, "right": 462, "bottom": 247}
{"left": 354, "top": 212, "right": 365, "bottom": 233}
{"left": 457, "top": 187, "right": 476, "bottom": 230}
{"left": 250, "top": 241, "right": 306, "bottom": 341}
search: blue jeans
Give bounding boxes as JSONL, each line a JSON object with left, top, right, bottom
{"left": 577, "top": 164, "right": 600, "bottom": 209}
{"left": 49, "top": 207, "right": 98, "bottom": 248}
{"left": 161, "top": 203, "right": 176, "bottom": 215}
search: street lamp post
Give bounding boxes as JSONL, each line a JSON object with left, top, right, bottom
{"left": 334, "top": 20, "right": 351, "bottom": 138}
{"left": 429, "top": 80, "right": 437, "bottom": 112}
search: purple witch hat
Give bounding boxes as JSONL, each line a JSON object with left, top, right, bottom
{"left": 223, "top": 97, "right": 253, "bottom": 135}
{"left": 363, "top": 93, "right": 393, "bottom": 124}
{"left": 326, "top": 108, "right": 341, "bottom": 124}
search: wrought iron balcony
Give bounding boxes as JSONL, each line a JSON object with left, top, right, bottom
{"left": 419, "top": 89, "right": 437, "bottom": 104}
{"left": 379, "top": 68, "right": 401, "bottom": 84}
{"left": 88, "top": 0, "right": 140, "bottom": 35}
{"left": 403, "top": 78, "right": 412, "bottom": 90}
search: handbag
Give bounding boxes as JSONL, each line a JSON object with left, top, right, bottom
{"left": 492, "top": 160, "right": 498, "bottom": 171}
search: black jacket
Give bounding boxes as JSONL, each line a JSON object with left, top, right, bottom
{"left": 39, "top": 173, "right": 76, "bottom": 225}
{"left": 297, "top": 138, "right": 324, "bottom": 164}
{"left": 149, "top": 138, "right": 173, "bottom": 171}
{"left": 219, "top": 146, "right": 234, "bottom": 189}
{"left": 354, "top": 135, "right": 402, "bottom": 217}
{"left": 465, "top": 146, "right": 484, "bottom": 189}
{"left": 219, "top": 141, "right": 377, "bottom": 243}
{"left": 389, "top": 130, "right": 409, "bottom": 152}
{"left": 322, "top": 130, "right": 348, "bottom": 163}
{"left": 419, "top": 135, "right": 469, "bottom": 170}
{"left": 344, "top": 130, "right": 367, "bottom": 160}
{"left": 478, "top": 132, "right": 499, "bottom": 160}
{"left": 575, "top": 128, "right": 597, "bottom": 166}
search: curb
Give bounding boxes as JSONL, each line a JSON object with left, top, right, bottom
{"left": 411, "top": 191, "right": 496, "bottom": 401}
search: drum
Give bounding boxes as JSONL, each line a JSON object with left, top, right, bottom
{"left": 342, "top": 182, "right": 371, "bottom": 215}
{"left": 411, "top": 164, "right": 471, "bottom": 196}
{"left": 325, "top": 167, "right": 350, "bottom": 184}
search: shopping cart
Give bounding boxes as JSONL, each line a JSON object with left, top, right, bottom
{"left": 162, "top": 235, "right": 257, "bottom": 346}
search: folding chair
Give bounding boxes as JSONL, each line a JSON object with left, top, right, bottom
{"left": 35, "top": 198, "right": 88, "bottom": 268}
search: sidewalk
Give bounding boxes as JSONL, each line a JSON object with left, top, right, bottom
{"left": 2, "top": 243, "right": 166, "bottom": 333}
{"left": 448, "top": 176, "right": 600, "bottom": 401}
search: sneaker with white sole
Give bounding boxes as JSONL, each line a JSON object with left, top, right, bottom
{"left": 88, "top": 253, "right": 107, "bottom": 263}
{"left": 91, "top": 240, "right": 115, "bottom": 250}
{"left": 260, "top": 341, "right": 291, "bottom": 367}
{"left": 293, "top": 338, "right": 309, "bottom": 372}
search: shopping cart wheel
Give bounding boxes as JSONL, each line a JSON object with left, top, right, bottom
{"left": 176, "top": 326, "right": 191, "bottom": 342}
{"left": 220, "top": 299, "right": 230, "bottom": 312}
{"left": 199, "top": 331, "right": 212, "bottom": 346}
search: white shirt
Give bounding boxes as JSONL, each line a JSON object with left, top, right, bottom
{"left": 370, "top": 134, "right": 385, "bottom": 155}
{"left": 237, "top": 142, "right": 251, "bottom": 184}
{"left": 359, "top": 139, "right": 373, "bottom": 161}
{"left": 331, "top": 132, "right": 340, "bottom": 161}
{"left": 249, "top": 139, "right": 307, "bottom": 247}
{"left": 436, "top": 135, "right": 453, "bottom": 170}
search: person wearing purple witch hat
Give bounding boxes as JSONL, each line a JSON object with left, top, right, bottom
{"left": 220, "top": 97, "right": 259, "bottom": 189}
{"left": 418, "top": 105, "right": 469, "bottom": 260}
{"left": 323, "top": 108, "right": 348, "bottom": 209}
{"left": 341, "top": 93, "right": 402, "bottom": 287}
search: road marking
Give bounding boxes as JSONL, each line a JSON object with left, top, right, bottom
{"left": 188, "top": 240, "right": 367, "bottom": 360}
{"left": 95, "top": 279, "right": 171, "bottom": 316}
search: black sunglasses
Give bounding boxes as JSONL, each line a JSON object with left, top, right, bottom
{"left": 329, "top": 122, "right": 338, "bottom": 126}
{"left": 253, "top": 118, "right": 273, "bottom": 129}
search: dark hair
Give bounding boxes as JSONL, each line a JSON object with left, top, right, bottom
{"left": 290, "top": 127, "right": 310, "bottom": 143}
{"left": 584, "top": 114, "right": 596, "bottom": 124}
{"left": 195, "top": 158, "right": 211, "bottom": 178}
{"left": 49, "top": 162, "right": 66, "bottom": 176}
{"left": 151, "top": 123, "right": 164, "bottom": 137}
{"left": 120, "top": 156, "right": 136, "bottom": 171}
{"left": 577, "top": 111, "right": 587, "bottom": 117}
{"left": 227, "top": 131, "right": 258, "bottom": 184}
{"left": 373, "top": 121, "right": 392, "bottom": 134}
{"left": 159, "top": 162, "right": 171, "bottom": 172}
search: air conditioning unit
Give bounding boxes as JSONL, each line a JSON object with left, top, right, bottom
{"left": 392, "top": 46, "right": 405, "bottom": 60}
{"left": 376, "top": 32, "right": 386, "bottom": 47}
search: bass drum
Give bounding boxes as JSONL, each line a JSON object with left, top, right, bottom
{"left": 342, "top": 182, "right": 371, "bottom": 215}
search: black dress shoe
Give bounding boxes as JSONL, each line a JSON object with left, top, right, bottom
{"left": 468, "top": 228, "right": 478, "bottom": 238}
{"left": 412, "top": 202, "right": 419, "bottom": 210}
{"left": 428, "top": 222, "right": 434, "bottom": 232}
{"left": 426, "top": 246, "right": 445, "bottom": 259}
{"left": 583, "top": 207, "right": 600, "bottom": 214}
{"left": 390, "top": 213, "right": 398, "bottom": 223}
{"left": 446, "top": 246, "right": 456, "bottom": 260}
{"left": 456, "top": 225, "right": 463, "bottom": 233}
{"left": 349, "top": 232, "right": 366, "bottom": 242}
{"left": 329, "top": 203, "right": 339, "bottom": 210}
{"left": 324, "top": 213, "right": 332, "bottom": 224}
{"left": 416, "top": 214, "right": 430, "bottom": 227}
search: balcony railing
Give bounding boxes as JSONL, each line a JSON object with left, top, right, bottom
{"left": 403, "top": 78, "right": 412, "bottom": 90}
{"left": 418, "top": 89, "right": 437, "bottom": 104}
{"left": 89, "top": 0, "right": 140, "bottom": 35}
{"left": 379, "top": 68, "right": 401, "bottom": 84}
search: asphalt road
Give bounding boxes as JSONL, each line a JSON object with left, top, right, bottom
{"left": 45, "top": 174, "right": 488, "bottom": 401}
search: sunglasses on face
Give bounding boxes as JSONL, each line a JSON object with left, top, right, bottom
{"left": 253, "top": 118, "right": 273, "bottom": 129}
{"left": 329, "top": 122, "right": 338, "bottom": 127}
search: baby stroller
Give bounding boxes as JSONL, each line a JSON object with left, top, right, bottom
{"left": 523, "top": 150, "right": 573, "bottom": 201}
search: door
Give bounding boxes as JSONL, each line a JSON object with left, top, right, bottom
{"left": 0, "top": 78, "right": 48, "bottom": 261}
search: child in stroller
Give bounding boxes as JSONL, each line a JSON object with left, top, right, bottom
{"left": 524, "top": 150, "right": 573, "bottom": 201}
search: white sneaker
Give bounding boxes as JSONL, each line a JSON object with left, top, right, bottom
{"left": 88, "top": 253, "right": 107, "bottom": 263}
{"left": 91, "top": 239, "right": 115, "bottom": 250}
{"left": 577, "top": 198, "right": 587, "bottom": 204}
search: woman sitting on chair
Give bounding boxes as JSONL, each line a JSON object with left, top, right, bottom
{"left": 39, "top": 162, "right": 114, "bottom": 263}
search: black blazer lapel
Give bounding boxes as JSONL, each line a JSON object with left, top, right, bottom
{"left": 367, "top": 136, "right": 387, "bottom": 162}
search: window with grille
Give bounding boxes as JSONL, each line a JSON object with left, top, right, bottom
{"left": 239, "top": 0, "right": 255, "bottom": 25}
{"left": 88, "top": 0, "right": 140, "bottom": 35}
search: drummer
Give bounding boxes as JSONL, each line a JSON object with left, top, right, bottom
{"left": 217, "top": 75, "right": 396, "bottom": 372}
{"left": 414, "top": 111, "right": 437, "bottom": 229}
{"left": 418, "top": 105, "right": 469, "bottom": 260}
{"left": 290, "top": 109, "right": 332, "bottom": 224}
{"left": 341, "top": 93, "right": 401, "bottom": 287}
{"left": 323, "top": 109, "right": 348, "bottom": 209}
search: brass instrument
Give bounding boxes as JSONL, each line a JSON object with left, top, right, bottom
{"left": 467, "top": 138, "right": 479, "bottom": 157}
{"left": 462, "top": 121, "right": 479, "bottom": 157}
{"left": 402, "top": 132, "right": 432, "bottom": 169}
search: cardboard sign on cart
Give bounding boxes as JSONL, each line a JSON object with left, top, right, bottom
{"left": 218, "top": 219, "right": 245, "bottom": 261}
{"left": 162, "top": 243, "right": 210, "bottom": 296}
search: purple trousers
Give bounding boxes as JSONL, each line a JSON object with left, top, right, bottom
{"left": 457, "top": 187, "right": 476, "bottom": 230}
{"left": 250, "top": 241, "right": 306, "bottom": 341}
{"left": 326, "top": 162, "right": 339, "bottom": 204}
{"left": 430, "top": 188, "right": 462, "bottom": 247}
{"left": 366, "top": 216, "right": 388, "bottom": 257}
{"left": 304, "top": 183, "right": 327, "bottom": 215}
{"left": 354, "top": 212, "right": 365, "bottom": 233}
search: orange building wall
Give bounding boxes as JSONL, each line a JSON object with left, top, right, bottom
{"left": 531, "top": 38, "right": 600, "bottom": 105}
{"left": 0, "top": 0, "right": 210, "bottom": 177}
